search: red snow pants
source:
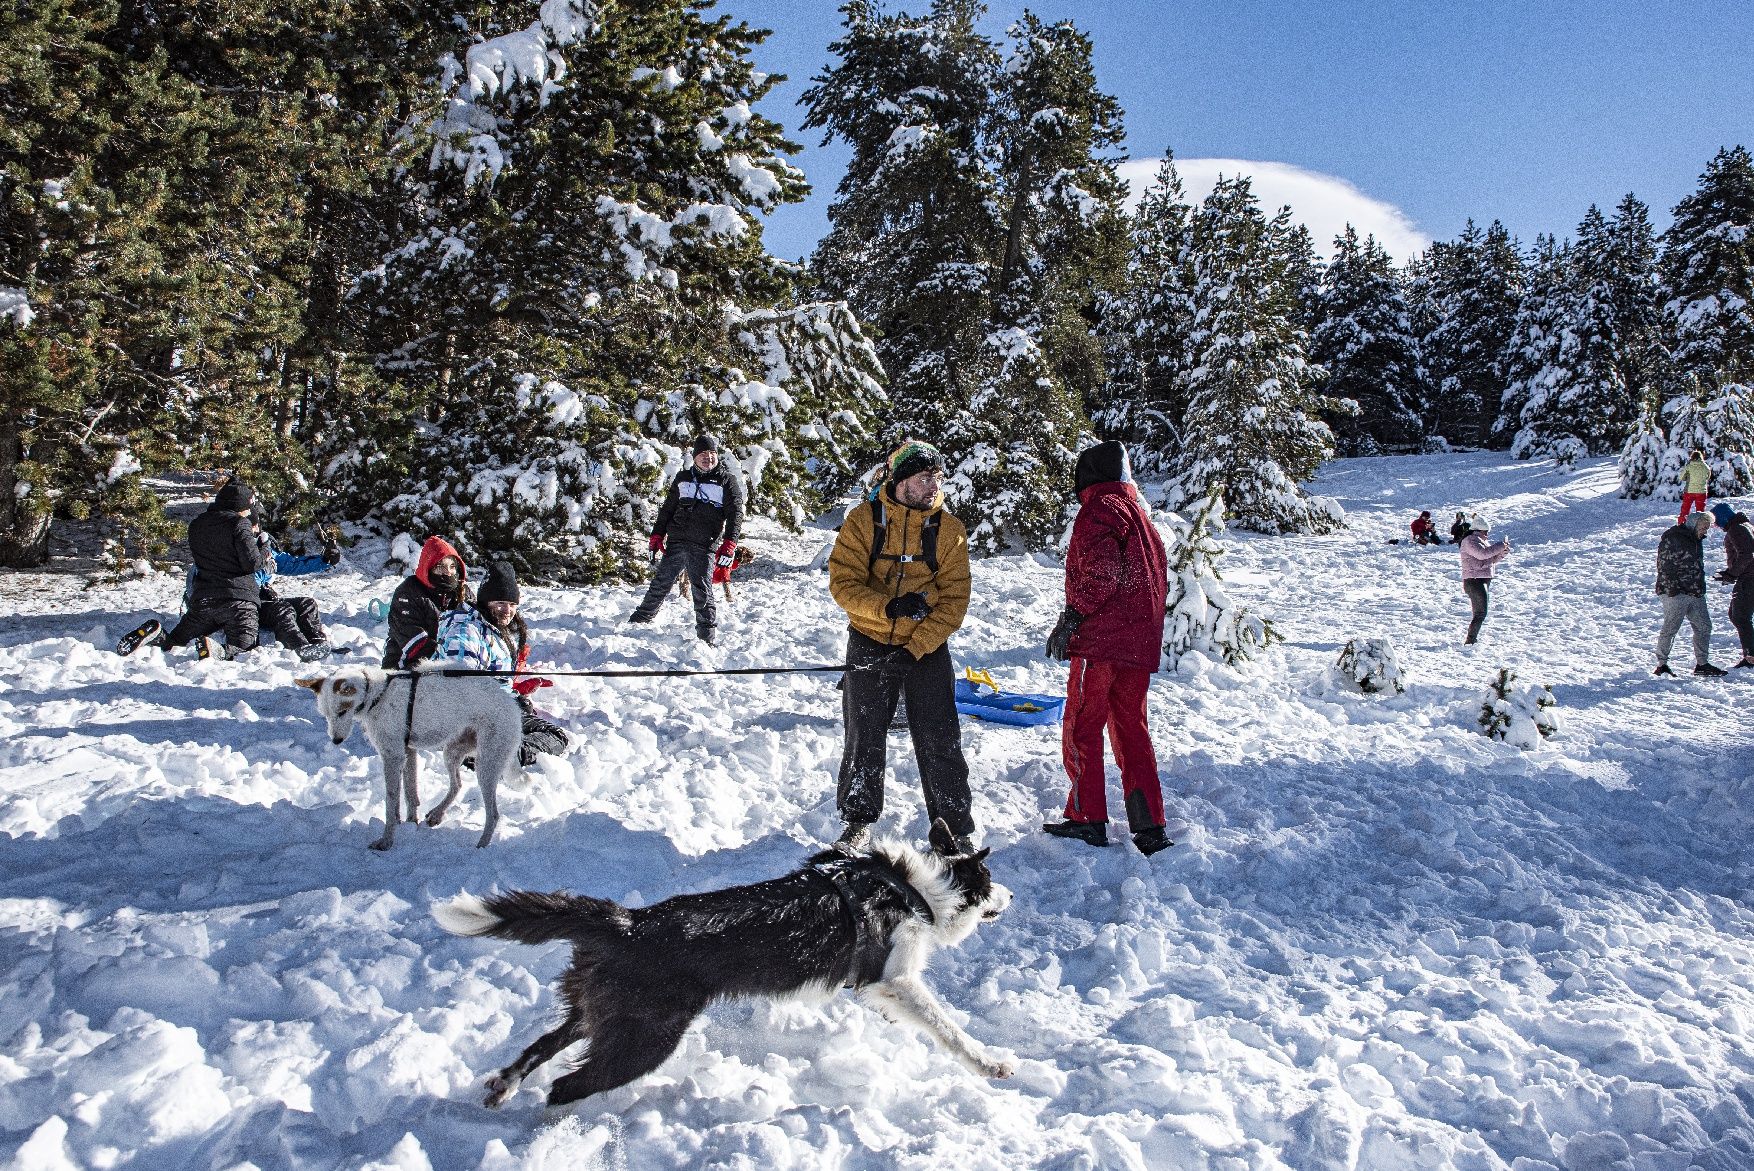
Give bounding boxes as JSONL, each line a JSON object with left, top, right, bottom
{"left": 1679, "top": 493, "right": 1708, "bottom": 523}
{"left": 1060, "top": 657, "right": 1164, "bottom": 831}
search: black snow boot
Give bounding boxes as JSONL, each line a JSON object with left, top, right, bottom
{"left": 116, "top": 619, "right": 166, "bottom": 657}
{"left": 1694, "top": 662, "right": 1727, "bottom": 677}
{"left": 1652, "top": 663, "right": 1675, "bottom": 676}
{"left": 1043, "top": 820, "right": 1109, "bottom": 847}
{"left": 1132, "top": 826, "right": 1173, "bottom": 856}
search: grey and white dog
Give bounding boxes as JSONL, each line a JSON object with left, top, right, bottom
{"left": 297, "top": 664, "right": 522, "bottom": 849}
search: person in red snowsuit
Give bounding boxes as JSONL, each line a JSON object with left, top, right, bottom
{"left": 1042, "top": 441, "right": 1174, "bottom": 856}
{"left": 1411, "top": 510, "right": 1441, "bottom": 544}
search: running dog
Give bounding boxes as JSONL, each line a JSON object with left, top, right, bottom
{"left": 432, "top": 819, "right": 1013, "bottom": 1107}
{"left": 296, "top": 664, "right": 522, "bottom": 850}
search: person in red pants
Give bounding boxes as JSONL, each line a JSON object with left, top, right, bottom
{"left": 1042, "top": 441, "right": 1175, "bottom": 856}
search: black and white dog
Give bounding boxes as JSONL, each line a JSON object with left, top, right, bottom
{"left": 432, "top": 819, "right": 1013, "bottom": 1108}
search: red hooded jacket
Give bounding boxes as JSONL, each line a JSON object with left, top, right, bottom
{"left": 1065, "top": 482, "right": 1169, "bottom": 671}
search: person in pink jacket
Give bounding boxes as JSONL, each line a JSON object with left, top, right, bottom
{"left": 1459, "top": 513, "right": 1511, "bottom": 644}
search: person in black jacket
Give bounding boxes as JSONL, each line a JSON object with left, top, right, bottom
{"left": 168, "top": 481, "right": 272, "bottom": 655}
{"left": 1449, "top": 512, "right": 1470, "bottom": 544}
{"left": 381, "top": 535, "right": 470, "bottom": 668}
{"left": 1652, "top": 512, "right": 1723, "bottom": 676}
{"left": 1710, "top": 503, "right": 1754, "bottom": 668}
{"left": 627, "top": 434, "right": 744, "bottom": 644}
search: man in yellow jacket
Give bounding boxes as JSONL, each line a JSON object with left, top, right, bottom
{"left": 828, "top": 441, "right": 974, "bottom": 852}
{"left": 1679, "top": 449, "right": 1711, "bottom": 524}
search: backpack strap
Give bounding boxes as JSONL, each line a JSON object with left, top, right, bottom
{"left": 865, "top": 498, "right": 941, "bottom": 575}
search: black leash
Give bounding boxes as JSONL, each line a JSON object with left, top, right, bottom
{"left": 394, "top": 664, "right": 853, "bottom": 680}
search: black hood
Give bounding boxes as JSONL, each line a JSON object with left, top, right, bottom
{"left": 1074, "top": 441, "right": 1128, "bottom": 493}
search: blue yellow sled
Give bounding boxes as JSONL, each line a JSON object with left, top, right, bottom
{"left": 954, "top": 669, "right": 1064, "bottom": 727}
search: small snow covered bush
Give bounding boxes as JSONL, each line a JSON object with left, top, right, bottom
{"left": 1477, "top": 668, "right": 1559, "bottom": 748}
{"left": 1162, "top": 492, "right": 1279, "bottom": 670}
{"left": 1330, "top": 637, "right": 1405, "bottom": 695}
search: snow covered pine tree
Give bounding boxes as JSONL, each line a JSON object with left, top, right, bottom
{"left": 347, "top": 0, "right": 882, "bottom": 580}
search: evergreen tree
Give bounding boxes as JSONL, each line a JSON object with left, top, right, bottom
{"left": 1513, "top": 199, "right": 1663, "bottom": 457}
{"left": 1092, "top": 153, "right": 1196, "bottom": 475}
{"left": 1498, "top": 234, "right": 1576, "bottom": 455}
{"left": 1169, "top": 176, "right": 1342, "bottom": 534}
{"left": 1162, "top": 490, "right": 1279, "bottom": 669}
{"left": 1421, "top": 220, "right": 1525, "bottom": 448}
{"left": 1621, "top": 146, "right": 1754, "bottom": 497}
{"left": 806, "top": 2, "right": 1126, "bottom": 552}
{"left": 1309, "top": 226, "right": 1422, "bottom": 454}
{"left": 350, "top": 0, "right": 882, "bottom": 578}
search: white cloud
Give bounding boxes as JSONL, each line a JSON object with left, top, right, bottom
{"left": 1118, "top": 157, "right": 1431, "bottom": 263}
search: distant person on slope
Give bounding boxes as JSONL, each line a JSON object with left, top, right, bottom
{"left": 1459, "top": 513, "right": 1511, "bottom": 645}
{"left": 1679, "top": 450, "right": 1711, "bottom": 524}
{"left": 1449, "top": 512, "right": 1470, "bottom": 544}
{"left": 1042, "top": 442, "right": 1176, "bottom": 857}
{"left": 1653, "top": 512, "right": 1725, "bottom": 677}
{"left": 382, "top": 536, "right": 470, "bottom": 669}
{"left": 828, "top": 440, "right": 975, "bottom": 853}
{"left": 435, "top": 561, "right": 569, "bottom": 766}
{"left": 628, "top": 434, "right": 744, "bottom": 646}
{"left": 1710, "top": 503, "right": 1754, "bottom": 669}
{"left": 1411, "top": 511, "right": 1441, "bottom": 545}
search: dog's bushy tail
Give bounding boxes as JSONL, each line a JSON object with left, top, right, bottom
{"left": 433, "top": 890, "right": 629, "bottom": 947}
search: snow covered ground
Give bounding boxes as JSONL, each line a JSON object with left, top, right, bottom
{"left": 2, "top": 452, "right": 1752, "bottom": 1170}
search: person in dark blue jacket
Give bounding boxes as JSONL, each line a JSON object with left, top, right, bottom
{"left": 627, "top": 435, "right": 744, "bottom": 644}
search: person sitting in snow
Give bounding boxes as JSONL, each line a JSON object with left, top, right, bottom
{"left": 1653, "top": 511, "right": 1725, "bottom": 677}
{"left": 627, "top": 433, "right": 745, "bottom": 646}
{"left": 381, "top": 536, "right": 470, "bottom": 669}
{"left": 434, "top": 561, "right": 569, "bottom": 766}
{"left": 1679, "top": 450, "right": 1711, "bottom": 524}
{"left": 1709, "top": 502, "right": 1754, "bottom": 670}
{"left": 252, "top": 527, "right": 334, "bottom": 661}
{"left": 1042, "top": 441, "right": 1175, "bottom": 857}
{"left": 1458, "top": 513, "right": 1511, "bottom": 645}
{"left": 116, "top": 480, "right": 305, "bottom": 660}
{"left": 827, "top": 440, "right": 975, "bottom": 853}
{"left": 1411, "top": 511, "right": 1442, "bottom": 545}
{"left": 1449, "top": 511, "right": 1470, "bottom": 544}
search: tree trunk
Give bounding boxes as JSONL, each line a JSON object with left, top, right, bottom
{"left": 0, "top": 412, "right": 52, "bottom": 567}
{"left": 998, "top": 147, "right": 1036, "bottom": 315}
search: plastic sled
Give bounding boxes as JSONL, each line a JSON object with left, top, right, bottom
{"left": 954, "top": 677, "right": 1064, "bottom": 727}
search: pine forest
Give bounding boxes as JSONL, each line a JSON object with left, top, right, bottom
{"left": 4, "top": 0, "right": 1752, "bottom": 574}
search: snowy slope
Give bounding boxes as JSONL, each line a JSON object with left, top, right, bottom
{"left": 2, "top": 453, "right": 1752, "bottom": 1170}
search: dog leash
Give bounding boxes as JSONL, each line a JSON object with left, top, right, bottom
{"left": 404, "top": 664, "right": 853, "bottom": 680}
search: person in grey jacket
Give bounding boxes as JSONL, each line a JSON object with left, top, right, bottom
{"left": 1458, "top": 513, "right": 1511, "bottom": 645}
{"left": 1653, "top": 511, "right": 1724, "bottom": 676}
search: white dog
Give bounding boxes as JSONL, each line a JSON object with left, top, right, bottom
{"left": 297, "top": 664, "right": 523, "bottom": 850}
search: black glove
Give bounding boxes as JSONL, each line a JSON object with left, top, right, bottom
{"left": 1046, "top": 606, "right": 1084, "bottom": 661}
{"left": 884, "top": 592, "right": 931, "bottom": 621}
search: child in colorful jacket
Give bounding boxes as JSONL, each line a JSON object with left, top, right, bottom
{"left": 435, "top": 562, "right": 570, "bottom": 766}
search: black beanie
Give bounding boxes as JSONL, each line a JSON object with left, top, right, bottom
{"left": 887, "top": 440, "right": 945, "bottom": 486}
{"left": 477, "top": 561, "right": 520, "bottom": 606}
{"left": 692, "top": 433, "right": 720, "bottom": 454}
{"left": 215, "top": 481, "right": 254, "bottom": 511}
{"left": 1074, "top": 441, "right": 1128, "bottom": 493}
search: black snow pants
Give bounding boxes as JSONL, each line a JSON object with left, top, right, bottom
{"left": 259, "top": 590, "right": 326, "bottom": 650}
{"left": 837, "top": 627, "right": 974, "bottom": 838}
{"left": 518, "top": 695, "right": 570, "bottom": 766}
{"left": 631, "top": 544, "right": 715, "bottom": 639}
{"left": 1730, "top": 575, "right": 1754, "bottom": 659}
{"left": 166, "top": 599, "right": 260, "bottom": 652}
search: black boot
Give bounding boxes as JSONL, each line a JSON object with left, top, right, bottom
{"left": 1132, "top": 826, "right": 1173, "bottom": 856}
{"left": 1043, "top": 820, "right": 1109, "bottom": 847}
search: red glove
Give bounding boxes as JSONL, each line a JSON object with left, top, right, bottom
{"left": 712, "top": 540, "right": 736, "bottom": 584}
{"left": 648, "top": 533, "right": 665, "bottom": 552}
{"left": 511, "top": 676, "right": 552, "bottom": 697}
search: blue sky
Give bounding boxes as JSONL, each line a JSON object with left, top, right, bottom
{"left": 732, "top": 0, "right": 1753, "bottom": 262}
